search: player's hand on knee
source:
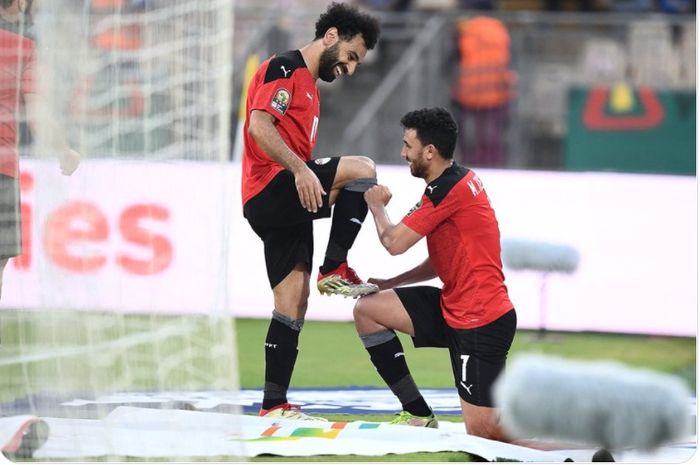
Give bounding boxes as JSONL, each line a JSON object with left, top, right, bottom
{"left": 294, "top": 167, "right": 325, "bottom": 212}
{"left": 368, "top": 277, "right": 393, "bottom": 291}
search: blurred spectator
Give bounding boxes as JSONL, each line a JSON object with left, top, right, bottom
{"left": 458, "top": 0, "right": 495, "bottom": 9}
{"left": 451, "top": 16, "right": 515, "bottom": 167}
{"left": 355, "top": 0, "right": 414, "bottom": 11}
{"left": 91, "top": 0, "right": 145, "bottom": 11}
{"left": 656, "top": 0, "right": 693, "bottom": 14}
{"left": 90, "top": 0, "right": 145, "bottom": 50}
{"left": 602, "top": 0, "right": 654, "bottom": 12}
{"left": 545, "top": 0, "right": 595, "bottom": 11}
{"left": 0, "top": 0, "right": 80, "bottom": 300}
{"left": 600, "top": 0, "right": 693, "bottom": 13}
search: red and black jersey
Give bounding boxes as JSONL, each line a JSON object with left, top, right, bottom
{"left": 241, "top": 50, "right": 320, "bottom": 206}
{"left": 401, "top": 164, "right": 513, "bottom": 329}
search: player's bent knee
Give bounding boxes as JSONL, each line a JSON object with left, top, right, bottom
{"left": 340, "top": 156, "right": 376, "bottom": 180}
{"left": 356, "top": 156, "right": 376, "bottom": 178}
{"left": 356, "top": 155, "right": 376, "bottom": 169}
{"left": 352, "top": 298, "right": 365, "bottom": 321}
{"left": 465, "top": 416, "right": 500, "bottom": 441}
{"left": 465, "top": 418, "right": 487, "bottom": 439}
{"left": 352, "top": 297, "right": 373, "bottom": 323}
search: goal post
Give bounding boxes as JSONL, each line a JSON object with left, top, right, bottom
{"left": 0, "top": 0, "right": 241, "bottom": 460}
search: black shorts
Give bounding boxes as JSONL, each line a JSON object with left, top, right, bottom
{"left": 395, "top": 286, "right": 516, "bottom": 407}
{"left": 243, "top": 157, "right": 340, "bottom": 289}
{"left": 0, "top": 174, "right": 21, "bottom": 260}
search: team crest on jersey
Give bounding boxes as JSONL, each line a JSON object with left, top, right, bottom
{"left": 314, "top": 157, "right": 331, "bottom": 165}
{"left": 271, "top": 88, "right": 290, "bottom": 114}
{"left": 406, "top": 200, "right": 422, "bottom": 216}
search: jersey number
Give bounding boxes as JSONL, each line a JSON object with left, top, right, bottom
{"left": 461, "top": 355, "right": 469, "bottom": 382}
{"left": 459, "top": 354, "right": 474, "bottom": 396}
{"left": 310, "top": 116, "right": 319, "bottom": 143}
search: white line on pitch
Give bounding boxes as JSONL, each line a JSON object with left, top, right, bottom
{"left": 0, "top": 323, "right": 193, "bottom": 366}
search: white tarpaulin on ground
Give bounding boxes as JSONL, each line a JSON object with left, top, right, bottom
{"left": 21, "top": 407, "right": 570, "bottom": 461}
{"left": 1, "top": 407, "right": 695, "bottom": 462}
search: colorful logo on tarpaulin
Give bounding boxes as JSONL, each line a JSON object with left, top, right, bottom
{"left": 582, "top": 84, "right": 664, "bottom": 131}
{"left": 249, "top": 421, "right": 380, "bottom": 442}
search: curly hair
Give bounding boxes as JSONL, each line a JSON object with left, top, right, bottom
{"left": 400, "top": 108, "right": 458, "bottom": 159}
{"left": 314, "top": 2, "right": 380, "bottom": 50}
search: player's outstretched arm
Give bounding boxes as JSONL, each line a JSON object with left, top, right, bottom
{"left": 248, "top": 109, "right": 324, "bottom": 212}
{"left": 368, "top": 258, "right": 436, "bottom": 290}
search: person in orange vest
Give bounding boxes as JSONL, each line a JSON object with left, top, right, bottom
{"left": 452, "top": 16, "right": 516, "bottom": 167}
{"left": 91, "top": 0, "right": 144, "bottom": 50}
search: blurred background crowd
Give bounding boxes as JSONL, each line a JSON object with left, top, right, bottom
{"left": 231, "top": 0, "right": 695, "bottom": 175}
{"left": 16, "top": 0, "right": 697, "bottom": 176}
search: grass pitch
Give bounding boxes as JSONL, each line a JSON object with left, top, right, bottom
{"left": 0, "top": 312, "right": 695, "bottom": 462}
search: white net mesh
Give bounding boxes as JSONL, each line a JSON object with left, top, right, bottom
{"left": 36, "top": 0, "right": 233, "bottom": 161}
{"left": 0, "top": 0, "right": 240, "bottom": 460}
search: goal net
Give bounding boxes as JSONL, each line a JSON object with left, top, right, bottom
{"left": 0, "top": 0, "right": 241, "bottom": 460}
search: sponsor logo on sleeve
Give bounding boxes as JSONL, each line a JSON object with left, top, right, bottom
{"left": 271, "top": 88, "right": 290, "bottom": 114}
{"left": 406, "top": 200, "right": 422, "bottom": 216}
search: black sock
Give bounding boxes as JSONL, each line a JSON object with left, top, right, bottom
{"left": 262, "top": 317, "right": 300, "bottom": 410}
{"left": 365, "top": 335, "right": 432, "bottom": 417}
{"left": 403, "top": 398, "right": 432, "bottom": 417}
{"left": 320, "top": 188, "right": 368, "bottom": 274}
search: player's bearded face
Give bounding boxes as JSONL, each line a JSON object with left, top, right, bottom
{"left": 409, "top": 151, "right": 429, "bottom": 178}
{"left": 318, "top": 42, "right": 342, "bottom": 83}
{"left": 402, "top": 129, "right": 429, "bottom": 178}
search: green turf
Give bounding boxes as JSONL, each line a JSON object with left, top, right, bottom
{"left": 236, "top": 318, "right": 696, "bottom": 390}
{"left": 0, "top": 312, "right": 695, "bottom": 462}
{"left": 0, "top": 311, "right": 239, "bottom": 402}
{"left": 239, "top": 318, "right": 695, "bottom": 462}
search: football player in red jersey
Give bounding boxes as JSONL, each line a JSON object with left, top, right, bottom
{"left": 0, "top": 0, "right": 80, "bottom": 301}
{"left": 242, "top": 3, "right": 380, "bottom": 420}
{"left": 357, "top": 107, "right": 516, "bottom": 440}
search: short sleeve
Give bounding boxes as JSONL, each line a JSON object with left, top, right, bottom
{"left": 250, "top": 79, "right": 293, "bottom": 119}
{"left": 250, "top": 56, "right": 301, "bottom": 119}
{"left": 401, "top": 193, "right": 456, "bottom": 236}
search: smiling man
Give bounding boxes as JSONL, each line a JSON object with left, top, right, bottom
{"left": 356, "top": 107, "right": 517, "bottom": 440}
{"left": 241, "top": 2, "right": 381, "bottom": 420}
